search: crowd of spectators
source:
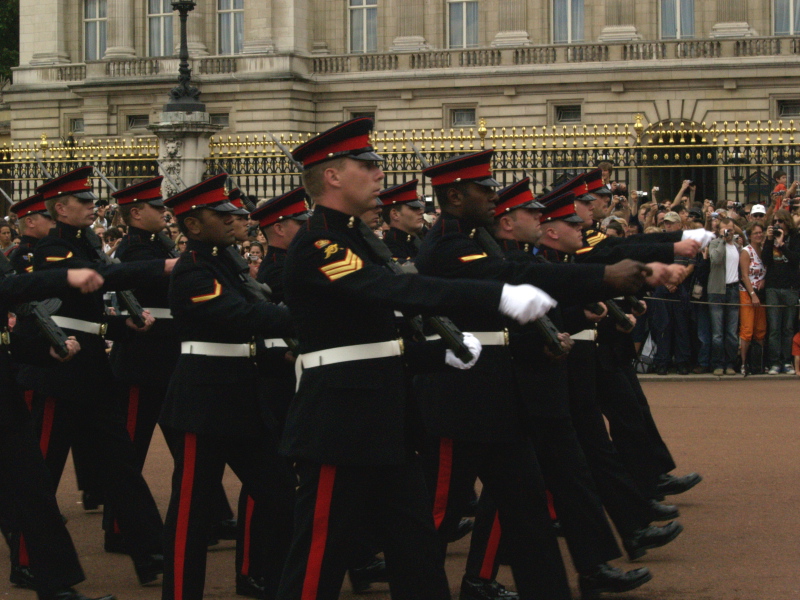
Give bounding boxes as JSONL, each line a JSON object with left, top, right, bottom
{"left": 596, "top": 163, "right": 800, "bottom": 376}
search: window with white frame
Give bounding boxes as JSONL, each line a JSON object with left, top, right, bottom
{"left": 218, "top": 0, "right": 244, "bottom": 55}
{"left": 349, "top": 0, "right": 378, "bottom": 54}
{"left": 148, "top": 0, "right": 174, "bottom": 56}
{"left": 84, "top": 0, "right": 107, "bottom": 61}
{"left": 552, "top": 0, "right": 583, "bottom": 44}
{"left": 660, "top": 0, "right": 695, "bottom": 40}
{"left": 775, "top": 0, "right": 800, "bottom": 35}
{"left": 448, "top": 1, "right": 478, "bottom": 49}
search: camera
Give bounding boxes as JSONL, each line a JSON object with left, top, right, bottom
{"left": 723, "top": 228, "right": 732, "bottom": 237}
{"left": 653, "top": 187, "right": 660, "bottom": 192}
{"left": 248, "top": 255, "right": 260, "bottom": 263}
{"left": 638, "top": 191, "right": 648, "bottom": 197}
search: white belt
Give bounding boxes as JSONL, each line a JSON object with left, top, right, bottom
{"left": 263, "top": 338, "right": 288, "bottom": 349}
{"left": 121, "top": 308, "right": 172, "bottom": 319}
{"left": 181, "top": 341, "right": 255, "bottom": 357}
{"left": 295, "top": 339, "right": 404, "bottom": 391}
{"left": 572, "top": 329, "right": 597, "bottom": 342}
{"left": 51, "top": 316, "right": 108, "bottom": 336}
{"left": 426, "top": 330, "right": 508, "bottom": 346}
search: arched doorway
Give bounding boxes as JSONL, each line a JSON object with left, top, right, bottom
{"left": 638, "top": 120, "right": 718, "bottom": 206}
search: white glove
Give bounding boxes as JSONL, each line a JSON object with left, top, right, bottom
{"left": 444, "top": 332, "right": 482, "bottom": 370}
{"left": 682, "top": 228, "right": 715, "bottom": 249}
{"left": 499, "top": 284, "right": 557, "bottom": 324}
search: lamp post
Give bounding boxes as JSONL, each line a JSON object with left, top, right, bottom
{"left": 164, "top": 0, "right": 205, "bottom": 112}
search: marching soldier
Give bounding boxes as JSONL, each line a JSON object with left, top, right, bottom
{"left": 8, "top": 193, "right": 52, "bottom": 273}
{"left": 160, "top": 173, "right": 297, "bottom": 600}
{"left": 31, "top": 165, "right": 171, "bottom": 585}
{"left": 274, "top": 117, "right": 560, "bottom": 600}
{"left": 378, "top": 179, "right": 425, "bottom": 263}
{"left": 0, "top": 263, "right": 114, "bottom": 600}
{"left": 412, "top": 150, "right": 665, "bottom": 600}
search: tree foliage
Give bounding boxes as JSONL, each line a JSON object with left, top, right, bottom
{"left": 0, "top": 0, "right": 19, "bottom": 82}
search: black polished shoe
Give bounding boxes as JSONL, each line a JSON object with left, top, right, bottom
{"left": 656, "top": 472, "right": 703, "bottom": 497}
{"left": 676, "top": 363, "right": 690, "bottom": 375}
{"left": 445, "top": 517, "right": 474, "bottom": 543}
{"left": 213, "top": 518, "right": 238, "bottom": 541}
{"left": 648, "top": 500, "right": 680, "bottom": 522}
{"left": 236, "top": 574, "right": 267, "bottom": 598}
{"left": 348, "top": 557, "right": 387, "bottom": 594}
{"left": 10, "top": 564, "right": 35, "bottom": 588}
{"left": 459, "top": 576, "right": 519, "bottom": 600}
{"left": 81, "top": 490, "right": 104, "bottom": 511}
{"left": 40, "top": 589, "right": 115, "bottom": 600}
{"left": 624, "top": 521, "right": 684, "bottom": 560}
{"left": 134, "top": 553, "right": 164, "bottom": 585}
{"left": 578, "top": 564, "right": 652, "bottom": 600}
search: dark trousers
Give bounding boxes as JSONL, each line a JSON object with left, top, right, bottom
{"left": 423, "top": 437, "right": 571, "bottom": 600}
{"left": 276, "top": 459, "right": 450, "bottom": 600}
{"left": 567, "top": 342, "right": 651, "bottom": 537}
{"left": 597, "top": 362, "right": 676, "bottom": 499}
{"left": 163, "top": 427, "right": 295, "bottom": 600}
{"left": 465, "top": 418, "right": 621, "bottom": 578}
{"left": 27, "top": 390, "right": 163, "bottom": 564}
{"left": 0, "top": 393, "right": 84, "bottom": 596}
{"left": 650, "top": 286, "right": 691, "bottom": 367}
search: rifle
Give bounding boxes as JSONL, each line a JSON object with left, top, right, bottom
{"left": 585, "top": 300, "right": 635, "bottom": 333}
{"left": 268, "top": 133, "right": 304, "bottom": 172}
{"left": 156, "top": 160, "right": 187, "bottom": 191}
{"left": 0, "top": 251, "right": 70, "bottom": 358}
{"left": 470, "top": 227, "right": 566, "bottom": 358}
{"left": 0, "top": 187, "right": 12, "bottom": 205}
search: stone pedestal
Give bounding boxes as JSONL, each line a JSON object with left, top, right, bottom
{"left": 491, "top": 31, "right": 531, "bottom": 47}
{"left": 709, "top": 22, "right": 757, "bottom": 38}
{"left": 598, "top": 25, "right": 642, "bottom": 42}
{"left": 148, "top": 112, "right": 222, "bottom": 195}
{"left": 391, "top": 36, "right": 430, "bottom": 51}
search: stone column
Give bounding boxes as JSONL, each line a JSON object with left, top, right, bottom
{"left": 242, "top": 0, "right": 275, "bottom": 53}
{"left": 710, "top": 0, "right": 757, "bottom": 37}
{"left": 104, "top": 0, "right": 136, "bottom": 58}
{"left": 598, "top": 0, "right": 641, "bottom": 41}
{"left": 272, "top": 0, "right": 309, "bottom": 54}
{"left": 491, "top": 0, "right": 530, "bottom": 47}
{"left": 27, "top": 0, "right": 70, "bottom": 64}
{"left": 391, "top": 0, "right": 430, "bottom": 51}
{"left": 184, "top": 0, "right": 209, "bottom": 56}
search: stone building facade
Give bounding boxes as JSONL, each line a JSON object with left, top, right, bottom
{"left": 5, "top": 0, "right": 800, "bottom": 149}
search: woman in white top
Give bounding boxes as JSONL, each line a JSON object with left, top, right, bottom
{"left": 739, "top": 222, "right": 767, "bottom": 374}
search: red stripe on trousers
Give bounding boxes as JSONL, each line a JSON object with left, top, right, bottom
{"left": 300, "top": 464, "right": 336, "bottom": 600}
{"left": 241, "top": 495, "right": 255, "bottom": 576}
{"left": 432, "top": 437, "right": 453, "bottom": 529}
{"left": 126, "top": 385, "right": 139, "bottom": 441}
{"left": 39, "top": 397, "right": 56, "bottom": 457}
{"left": 479, "top": 512, "right": 502, "bottom": 580}
{"left": 23, "top": 390, "right": 33, "bottom": 411}
{"left": 174, "top": 433, "right": 197, "bottom": 600}
{"left": 18, "top": 536, "right": 29, "bottom": 567}
{"left": 546, "top": 489, "right": 558, "bottom": 521}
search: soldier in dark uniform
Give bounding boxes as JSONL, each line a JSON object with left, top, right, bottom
{"left": 30, "top": 166, "right": 171, "bottom": 585}
{"left": 0, "top": 263, "right": 115, "bottom": 600}
{"left": 8, "top": 193, "right": 53, "bottom": 273}
{"left": 571, "top": 170, "right": 707, "bottom": 502}
{"left": 412, "top": 151, "right": 665, "bottom": 600}
{"left": 465, "top": 182, "right": 683, "bottom": 600}
{"left": 160, "top": 173, "right": 297, "bottom": 600}
{"left": 274, "top": 118, "right": 563, "bottom": 600}
{"left": 378, "top": 179, "right": 425, "bottom": 263}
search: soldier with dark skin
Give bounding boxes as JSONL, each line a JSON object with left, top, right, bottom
{"left": 412, "top": 151, "right": 672, "bottom": 600}
{"left": 31, "top": 166, "right": 176, "bottom": 586}
{"left": 275, "top": 118, "right": 561, "bottom": 600}
{"left": 160, "top": 173, "right": 297, "bottom": 600}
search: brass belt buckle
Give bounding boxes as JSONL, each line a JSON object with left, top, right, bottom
{"left": 1, "top": 330, "right": 10, "bottom": 346}
{"left": 503, "top": 328, "right": 509, "bottom": 346}
{"left": 249, "top": 341, "right": 257, "bottom": 357}
{"left": 99, "top": 322, "right": 108, "bottom": 337}
{"left": 397, "top": 337, "right": 405, "bottom": 355}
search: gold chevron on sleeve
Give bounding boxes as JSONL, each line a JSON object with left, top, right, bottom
{"left": 45, "top": 251, "right": 74, "bottom": 262}
{"left": 319, "top": 249, "right": 363, "bottom": 281}
{"left": 458, "top": 252, "right": 488, "bottom": 263}
{"left": 191, "top": 279, "right": 223, "bottom": 303}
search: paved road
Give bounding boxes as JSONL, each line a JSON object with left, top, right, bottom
{"left": 1, "top": 378, "right": 799, "bottom": 599}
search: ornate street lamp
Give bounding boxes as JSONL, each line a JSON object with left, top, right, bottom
{"left": 164, "top": 0, "right": 205, "bottom": 112}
